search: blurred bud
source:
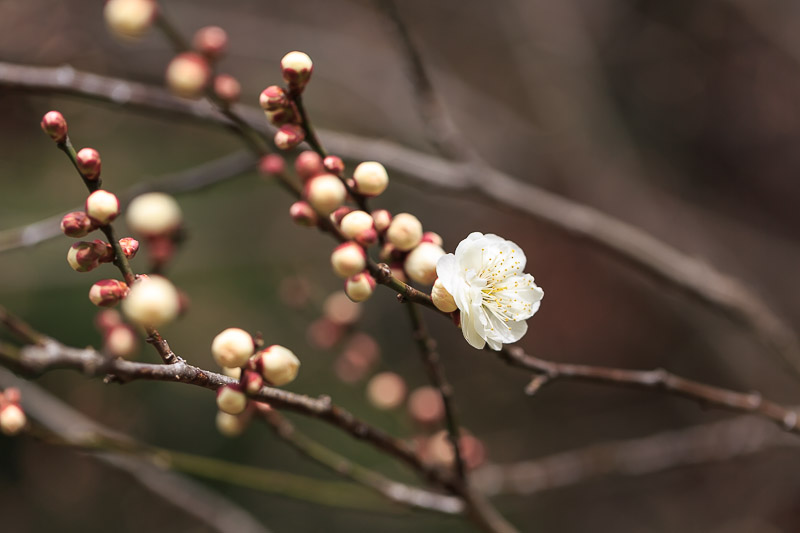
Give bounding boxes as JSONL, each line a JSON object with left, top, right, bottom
{"left": 104, "top": 323, "right": 138, "bottom": 358}
{"left": 344, "top": 272, "right": 376, "bottom": 302}
{"left": 94, "top": 239, "right": 115, "bottom": 263}
{"left": 389, "top": 262, "right": 408, "bottom": 283}
{"left": 61, "top": 211, "right": 95, "bottom": 238}
{"left": 421, "top": 231, "right": 443, "bottom": 247}
{"left": 386, "top": 213, "right": 423, "bottom": 251}
{"left": 404, "top": 242, "right": 445, "bottom": 285}
{"left": 259, "top": 86, "right": 289, "bottom": 111}
{"left": 165, "top": 52, "right": 210, "bottom": 99}
{"left": 304, "top": 174, "right": 346, "bottom": 215}
{"left": 40, "top": 111, "right": 67, "bottom": 143}
{"left": 0, "top": 404, "right": 26, "bottom": 436}
{"left": 431, "top": 278, "right": 457, "bottom": 313}
{"left": 323, "top": 291, "right": 362, "bottom": 326}
{"left": 193, "top": 26, "right": 227, "bottom": 59}
{"left": 213, "top": 74, "right": 241, "bottom": 104}
{"left": 104, "top": 0, "right": 157, "bottom": 39}
{"left": 95, "top": 309, "right": 123, "bottom": 331}
{"left": 307, "top": 318, "right": 344, "bottom": 349}
{"left": 243, "top": 370, "right": 264, "bottom": 394}
{"left": 281, "top": 51, "right": 313, "bottom": 92}
{"left": 76, "top": 148, "right": 102, "bottom": 180}
{"left": 331, "top": 242, "right": 367, "bottom": 279}
{"left": 278, "top": 275, "right": 311, "bottom": 309}
{"left": 294, "top": 151, "right": 324, "bottom": 182}
{"left": 118, "top": 237, "right": 139, "bottom": 259}
{"left": 331, "top": 206, "right": 353, "bottom": 226}
{"left": 366, "top": 372, "right": 406, "bottom": 410}
{"left": 85, "top": 190, "right": 120, "bottom": 225}
{"left": 126, "top": 192, "right": 182, "bottom": 236}
{"left": 378, "top": 243, "right": 402, "bottom": 263}
{"left": 89, "top": 279, "right": 129, "bottom": 307}
{"left": 371, "top": 209, "right": 392, "bottom": 233}
{"left": 323, "top": 155, "right": 345, "bottom": 175}
{"left": 66, "top": 241, "right": 102, "bottom": 272}
{"left": 216, "top": 410, "right": 249, "bottom": 437}
{"left": 274, "top": 124, "right": 305, "bottom": 150}
{"left": 340, "top": 211, "right": 377, "bottom": 246}
{"left": 121, "top": 275, "right": 180, "bottom": 328}
{"left": 222, "top": 366, "right": 241, "bottom": 379}
{"left": 424, "top": 430, "right": 486, "bottom": 470}
{"left": 211, "top": 328, "right": 255, "bottom": 369}
{"left": 289, "top": 201, "right": 318, "bottom": 227}
{"left": 254, "top": 345, "right": 300, "bottom": 386}
{"left": 408, "top": 386, "right": 444, "bottom": 426}
{"left": 216, "top": 384, "right": 247, "bottom": 415}
{"left": 352, "top": 161, "right": 389, "bottom": 197}
{"left": 258, "top": 154, "right": 286, "bottom": 177}
{"left": 3, "top": 388, "right": 21, "bottom": 405}
{"left": 148, "top": 235, "right": 176, "bottom": 266}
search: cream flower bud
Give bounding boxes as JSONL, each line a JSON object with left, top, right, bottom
{"left": 323, "top": 155, "right": 345, "bottom": 175}
{"left": 255, "top": 345, "right": 300, "bottom": 386}
{"left": 404, "top": 242, "right": 445, "bottom": 285}
{"left": 211, "top": 328, "right": 255, "bottom": 369}
{"left": 216, "top": 385, "right": 247, "bottom": 415}
{"left": 76, "top": 148, "right": 102, "bottom": 180}
{"left": 371, "top": 209, "right": 392, "bottom": 233}
{"left": 259, "top": 85, "right": 288, "bottom": 111}
{"left": 259, "top": 154, "right": 285, "bottom": 177}
{"left": 165, "top": 52, "right": 210, "bottom": 99}
{"left": 126, "top": 192, "right": 182, "bottom": 236}
{"left": 274, "top": 124, "right": 305, "bottom": 150}
{"left": 89, "top": 279, "right": 129, "bottom": 307}
{"left": 61, "top": 211, "right": 95, "bottom": 238}
{"left": 386, "top": 213, "right": 423, "bottom": 251}
{"left": 421, "top": 231, "right": 443, "bottom": 247}
{"left": 344, "top": 272, "right": 376, "bottom": 302}
{"left": 366, "top": 372, "right": 406, "bottom": 410}
{"left": 281, "top": 51, "right": 313, "bottom": 91}
{"left": 104, "top": 0, "right": 157, "bottom": 39}
{"left": 216, "top": 411, "right": 249, "bottom": 437}
{"left": 121, "top": 275, "right": 180, "bottom": 328}
{"left": 40, "top": 111, "right": 67, "bottom": 143}
{"left": 104, "top": 324, "right": 138, "bottom": 358}
{"left": 213, "top": 74, "right": 241, "bottom": 104}
{"left": 431, "top": 278, "right": 457, "bottom": 313}
{"left": 295, "top": 151, "right": 324, "bottom": 182}
{"left": 352, "top": 161, "right": 389, "bottom": 197}
{"left": 0, "top": 404, "right": 26, "bottom": 436}
{"left": 67, "top": 241, "right": 103, "bottom": 272}
{"left": 193, "top": 26, "right": 227, "bottom": 60}
{"left": 331, "top": 242, "right": 367, "bottom": 278}
{"left": 340, "top": 210, "right": 376, "bottom": 246}
{"left": 304, "top": 174, "right": 346, "bottom": 215}
{"left": 289, "top": 201, "right": 318, "bottom": 227}
{"left": 118, "top": 237, "right": 139, "bottom": 259}
{"left": 85, "top": 190, "right": 120, "bottom": 225}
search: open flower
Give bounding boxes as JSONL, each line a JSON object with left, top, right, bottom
{"left": 436, "top": 232, "right": 543, "bottom": 350}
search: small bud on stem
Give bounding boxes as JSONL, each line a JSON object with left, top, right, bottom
{"left": 40, "top": 111, "right": 67, "bottom": 143}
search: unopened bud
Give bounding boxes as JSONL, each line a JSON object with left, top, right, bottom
{"left": 243, "top": 370, "right": 264, "bottom": 394}
{"left": 366, "top": 372, "right": 406, "bottom": 410}
{"left": 386, "top": 213, "right": 423, "bottom": 251}
{"left": 213, "top": 74, "right": 241, "bottom": 104}
{"left": 0, "top": 404, "right": 26, "bottom": 436}
{"left": 404, "top": 242, "right": 445, "bottom": 285}
{"left": 76, "top": 148, "right": 102, "bottom": 180}
{"left": 390, "top": 262, "right": 408, "bottom": 283}
{"left": 93, "top": 239, "right": 115, "bottom": 263}
{"left": 265, "top": 107, "right": 296, "bottom": 127}
{"left": 216, "top": 410, "right": 249, "bottom": 437}
{"left": 66, "top": 241, "right": 103, "bottom": 272}
{"left": 95, "top": 309, "right": 123, "bottom": 331}
{"left": 126, "top": 192, "right": 182, "bottom": 236}
{"left": 323, "top": 291, "right": 362, "bottom": 325}
{"left": 331, "top": 206, "right": 353, "bottom": 225}
{"left": 408, "top": 386, "right": 445, "bottom": 426}
{"left": 280, "top": 51, "right": 313, "bottom": 92}
{"left": 431, "top": 278, "right": 457, "bottom": 313}
{"left": 216, "top": 384, "right": 247, "bottom": 415}
{"left": 371, "top": 209, "right": 392, "bottom": 233}
{"left": 331, "top": 242, "right": 367, "bottom": 278}
{"left": 89, "top": 279, "right": 129, "bottom": 307}
{"left": 193, "top": 26, "right": 227, "bottom": 60}
{"left": 259, "top": 86, "right": 288, "bottom": 111}
{"left": 304, "top": 174, "right": 346, "bottom": 215}
{"left": 104, "top": 0, "right": 157, "bottom": 39}
{"left": 61, "top": 211, "right": 95, "bottom": 238}
{"left": 40, "top": 111, "right": 67, "bottom": 143}
{"left": 340, "top": 210, "right": 377, "bottom": 246}
{"left": 104, "top": 323, "right": 138, "bottom": 358}
{"left": 118, "top": 237, "right": 139, "bottom": 259}
{"left": 421, "top": 231, "right": 443, "bottom": 247}
{"left": 344, "top": 272, "right": 376, "bottom": 302}
{"left": 259, "top": 154, "right": 285, "bottom": 177}
{"left": 85, "top": 190, "right": 120, "bottom": 225}
{"left": 165, "top": 52, "right": 210, "bottom": 99}
{"left": 289, "top": 201, "right": 317, "bottom": 227}
{"left": 352, "top": 161, "right": 389, "bottom": 197}
{"left": 323, "top": 155, "right": 345, "bottom": 175}
{"left": 274, "top": 124, "right": 305, "bottom": 150}
{"left": 3, "top": 388, "right": 21, "bottom": 405}
{"left": 121, "top": 275, "right": 180, "bottom": 328}
{"left": 294, "top": 151, "right": 324, "bottom": 182}
{"left": 378, "top": 242, "right": 402, "bottom": 263}
{"left": 211, "top": 328, "right": 255, "bottom": 369}
{"left": 255, "top": 345, "right": 300, "bottom": 386}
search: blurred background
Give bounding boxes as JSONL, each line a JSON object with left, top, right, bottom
{"left": 1, "top": 0, "right": 800, "bottom": 531}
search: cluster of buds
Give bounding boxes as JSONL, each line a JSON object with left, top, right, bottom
{"left": 126, "top": 192, "right": 183, "bottom": 270}
{"left": 95, "top": 309, "right": 139, "bottom": 358}
{"left": 258, "top": 51, "right": 313, "bottom": 150}
{"left": 0, "top": 388, "right": 26, "bottom": 436}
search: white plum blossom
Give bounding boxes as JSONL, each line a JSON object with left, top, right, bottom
{"left": 436, "top": 232, "right": 544, "bottom": 350}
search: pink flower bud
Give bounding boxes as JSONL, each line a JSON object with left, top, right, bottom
{"left": 66, "top": 241, "right": 102, "bottom": 272}
{"left": 211, "top": 328, "right": 255, "bottom": 369}
{"left": 193, "top": 26, "right": 227, "bottom": 60}
{"left": 259, "top": 86, "right": 288, "bottom": 111}
{"left": 213, "top": 74, "right": 241, "bottom": 104}
{"left": 371, "top": 209, "right": 392, "bottom": 233}
{"left": 386, "top": 213, "right": 423, "bottom": 251}
{"left": 331, "top": 206, "right": 353, "bottom": 225}
{"left": 104, "top": 0, "right": 157, "bottom": 39}
{"left": 259, "top": 154, "right": 285, "bottom": 177}
{"left": 421, "top": 231, "right": 443, "bottom": 247}
{"left": 121, "top": 275, "right": 180, "bottom": 328}
{"left": 216, "top": 384, "right": 247, "bottom": 415}
{"left": 294, "top": 151, "right": 324, "bottom": 182}
{"left": 254, "top": 345, "right": 300, "bottom": 386}
{"left": 265, "top": 107, "right": 297, "bottom": 126}
{"left": 93, "top": 239, "right": 115, "bottom": 263}
{"left": 323, "top": 155, "right": 345, "bottom": 175}
{"left": 61, "top": 211, "right": 95, "bottom": 238}
{"left": 408, "top": 386, "right": 445, "bottom": 426}
{"left": 323, "top": 291, "right": 362, "bottom": 325}
{"left": 344, "top": 271, "right": 376, "bottom": 302}
{"left": 352, "top": 161, "right": 389, "bottom": 197}
{"left": 118, "top": 237, "right": 139, "bottom": 259}
{"left": 404, "top": 242, "right": 445, "bottom": 285}
{"left": 40, "top": 111, "right": 67, "bottom": 143}
{"left": 280, "top": 51, "right": 313, "bottom": 92}
{"left": 431, "top": 278, "right": 457, "bottom": 313}
{"left": 75, "top": 148, "right": 102, "bottom": 180}
{"left": 165, "top": 52, "right": 210, "bottom": 99}
{"left": 85, "top": 190, "right": 120, "bottom": 225}
{"left": 331, "top": 242, "right": 367, "bottom": 278}
{"left": 126, "top": 192, "right": 182, "bottom": 236}
{"left": 89, "top": 279, "right": 129, "bottom": 307}
{"left": 3, "top": 388, "right": 21, "bottom": 405}
{"left": 304, "top": 174, "right": 346, "bottom": 215}
{"left": 366, "top": 372, "right": 406, "bottom": 410}
{"left": 274, "top": 124, "right": 305, "bottom": 150}
{"left": 216, "top": 410, "right": 250, "bottom": 437}
{"left": 104, "top": 323, "right": 138, "bottom": 358}
{"left": 243, "top": 370, "right": 264, "bottom": 394}
{"left": 0, "top": 404, "right": 26, "bottom": 436}
{"left": 289, "top": 201, "right": 318, "bottom": 227}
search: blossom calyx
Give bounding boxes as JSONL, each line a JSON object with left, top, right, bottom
{"left": 345, "top": 272, "right": 376, "bottom": 302}
{"left": 76, "top": 148, "right": 102, "bottom": 180}
{"left": 89, "top": 279, "right": 129, "bottom": 307}
{"left": 386, "top": 213, "right": 423, "bottom": 251}
{"left": 40, "top": 111, "right": 67, "bottom": 143}
{"left": 216, "top": 384, "right": 247, "bottom": 415}
{"left": 61, "top": 211, "right": 95, "bottom": 238}
{"left": 85, "top": 190, "right": 120, "bottom": 225}
{"left": 304, "top": 174, "right": 346, "bottom": 215}
{"left": 254, "top": 345, "right": 300, "bottom": 386}
{"left": 281, "top": 51, "right": 313, "bottom": 92}
{"left": 211, "top": 328, "right": 255, "bottom": 369}
{"left": 331, "top": 242, "right": 367, "bottom": 279}
{"left": 352, "top": 161, "right": 389, "bottom": 197}
{"left": 165, "top": 52, "right": 211, "bottom": 99}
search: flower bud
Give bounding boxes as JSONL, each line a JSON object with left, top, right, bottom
{"left": 289, "top": 201, "right": 317, "bottom": 227}
{"left": 165, "top": 52, "right": 210, "bottom": 99}
{"left": 404, "top": 242, "right": 445, "bottom": 285}
{"left": 294, "top": 151, "right": 324, "bottom": 182}
{"left": 265, "top": 107, "right": 296, "bottom": 127}
{"left": 61, "top": 211, "right": 95, "bottom": 238}
{"left": 3, "top": 388, "right": 21, "bottom": 405}
{"left": 216, "top": 384, "right": 247, "bottom": 415}
{"left": 259, "top": 85, "right": 288, "bottom": 111}
{"left": 366, "top": 372, "right": 406, "bottom": 410}
{"left": 259, "top": 154, "right": 285, "bottom": 177}
{"left": 281, "top": 51, "right": 313, "bottom": 92}
{"left": 0, "top": 404, "right": 26, "bottom": 436}
{"left": 104, "top": 0, "right": 157, "bottom": 39}
{"left": 193, "top": 26, "right": 227, "bottom": 60}
{"left": 371, "top": 209, "right": 392, "bottom": 233}
{"left": 304, "top": 174, "right": 346, "bottom": 215}
{"left": 118, "top": 237, "right": 139, "bottom": 259}
{"left": 431, "top": 278, "right": 457, "bottom": 313}
{"left": 386, "top": 213, "right": 423, "bottom": 251}
{"left": 85, "top": 190, "right": 120, "bottom": 225}
{"left": 323, "top": 291, "right": 362, "bottom": 325}
{"left": 378, "top": 243, "right": 402, "bottom": 263}
{"left": 89, "top": 279, "right": 129, "bottom": 307}
{"left": 93, "top": 239, "right": 115, "bottom": 263}
{"left": 213, "top": 74, "right": 241, "bottom": 104}
{"left": 216, "top": 411, "right": 249, "bottom": 437}
{"left": 390, "top": 262, "right": 408, "bottom": 283}
{"left": 104, "top": 323, "right": 138, "bottom": 358}
{"left": 121, "top": 275, "right": 180, "bottom": 328}
{"left": 331, "top": 242, "right": 367, "bottom": 278}
{"left": 408, "top": 386, "right": 445, "bottom": 426}
{"left": 331, "top": 206, "right": 352, "bottom": 225}
{"left": 242, "top": 370, "right": 264, "bottom": 394}
{"left": 126, "top": 192, "right": 182, "bottom": 236}
{"left": 274, "top": 124, "right": 305, "bottom": 150}
{"left": 344, "top": 272, "right": 376, "bottom": 302}
{"left": 211, "top": 328, "right": 255, "bottom": 369}
{"left": 255, "top": 345, "right": 300, "bottom": 386}
{"left": 352, "top": 161, "right": 389, "bottom": 197}
{"left": 95, "top": 309, "right": 123, "bottom": 331}
{"left": 40, "top": 111, "right": 67, "bottom": 143}
{"left": 66, "top": 241, "right": 103, "bottom": 272}
{"left": 76, "top": 148, "right": 102, "bottom": 180}
{"left": 421, "top": 231, "right": 443, "bottom": 247}
{"left": 340, "top": 210, "right": 377, "bottom": 246}
{"left": 323, "top": 155, "right": 345, "bottom": 175}
{"left": 222, "top": 367, "right": 242, "bottom": 379}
